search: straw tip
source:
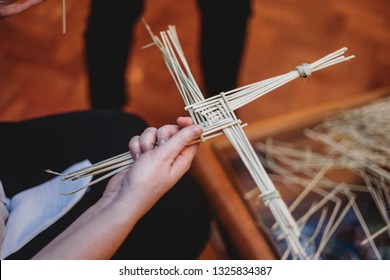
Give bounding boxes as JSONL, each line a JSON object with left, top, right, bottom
{"left": 45, "top": 169, "right": 63, "bottom": 176}
{"left": 141, "top": 17, "right": 149, "bottom": 26}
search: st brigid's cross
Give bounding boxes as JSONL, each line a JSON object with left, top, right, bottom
{"left": 51, "top": 25, "right": 354, "bottom": 259}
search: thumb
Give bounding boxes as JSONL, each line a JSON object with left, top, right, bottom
{"left": 159, "top": 124, "right": 203, "bottom": 160}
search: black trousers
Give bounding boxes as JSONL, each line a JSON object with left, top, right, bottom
{"left": 0, "top": 110, "right": 210, "bottom": 259}
{"left": 85, "top": 0, "right": 252, "bottom": 108}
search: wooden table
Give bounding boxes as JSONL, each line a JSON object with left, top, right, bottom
{"left": 191, "top": 87, "right": 389, "bottom": 259}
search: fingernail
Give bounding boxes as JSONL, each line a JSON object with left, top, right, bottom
{"left": 159, "top": 139, "right": 166, "bottom": 146}
{"left": 192, "top": 125, "right": 203, "bottom": 136}
{"left": 135, "top": 153, "right": 140, "bottom": 159}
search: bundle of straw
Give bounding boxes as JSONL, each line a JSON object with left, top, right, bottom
{"left": 255, "top": 97, "right": 389, "bottom": 259}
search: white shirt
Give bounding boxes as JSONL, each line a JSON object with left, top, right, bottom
{"left": 0, "top": 180, "right": 9, "bottom": 258}
{"left": 0, "top": 160, "right": 92, "bottom": 259}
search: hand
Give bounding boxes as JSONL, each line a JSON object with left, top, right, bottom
{"left": 104, "top": 117, "right": 203, "bottom": 218}
{"left": 0, "top": 0, "right": 44, "bottom": 18}
{"left": 33, "top": 117, "right": 203, "bottom": 259}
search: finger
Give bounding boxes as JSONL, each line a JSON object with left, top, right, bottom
{"left": 139, "top": 127, "right": 157, "bottom": 153}
{"left": 159, "top": 124, "right": 203, "bottom": 162}
{"left": 0, "top": 1, "right": 31, "bottom": 17}
{"left": 128, "top": 135, "right": 141, "bottom": 160}
{"left": 176, "top": 116, "right": 194, "bottom": 128}
{"left": 0, "top": 1, "right": 17, "bottom": 6}
{"left": 170, "top": 140, "right": 200, "bottom": 177}
{"left": 156, "top": 124, "right": 179, "bottom": 146}
{"left": 0, "top": 0, "right": 44, "bottom": 18}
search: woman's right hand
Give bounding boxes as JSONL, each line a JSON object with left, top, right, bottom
{"left": 103, "top": 116, "right": 203, "bottom": 219}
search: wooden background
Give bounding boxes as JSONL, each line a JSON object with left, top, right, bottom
{"left": 0, "top": 0, "right": 389, "bottom": 126}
